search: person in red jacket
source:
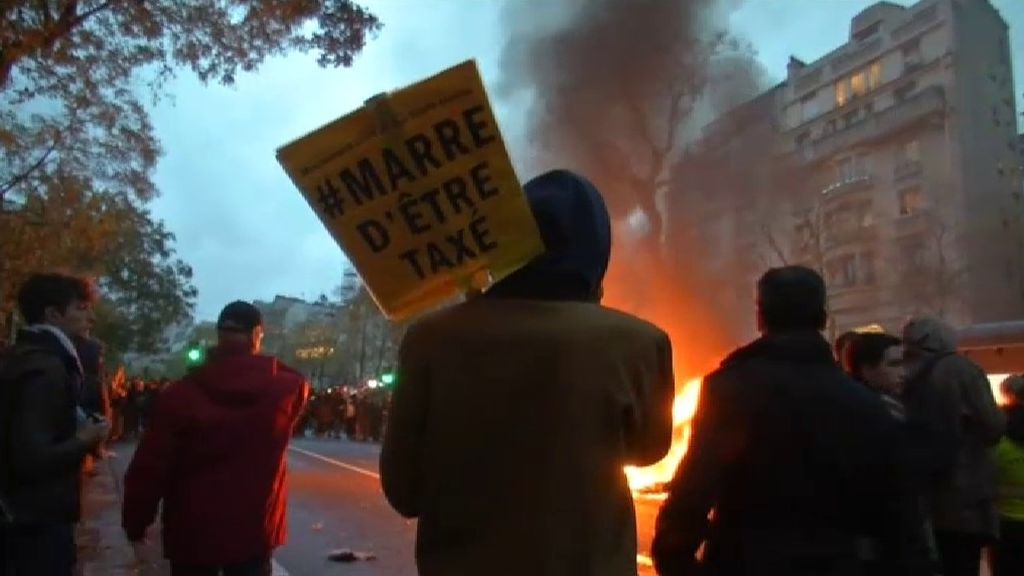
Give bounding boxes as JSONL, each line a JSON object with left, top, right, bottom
{"left": 122, "top": 301, "right": 309, "bottom": 576}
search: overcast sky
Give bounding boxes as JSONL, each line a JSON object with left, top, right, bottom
{"left": 147, "top": 0, "right": 1024, "bottom": 321}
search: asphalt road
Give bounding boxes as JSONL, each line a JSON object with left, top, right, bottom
{"left": 109, "top": 437, "right": 659, "bottom": 576}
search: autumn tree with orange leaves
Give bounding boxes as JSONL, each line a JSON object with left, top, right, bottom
{"left": 0, "top": 0, "right": 380, "bottom": 351}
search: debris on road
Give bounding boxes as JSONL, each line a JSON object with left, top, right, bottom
{"left": 327, "top": 549, "right": 377, "bottom": 562}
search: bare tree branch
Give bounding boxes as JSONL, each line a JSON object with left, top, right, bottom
{"left": 0, "top": 140, "right": 57, "bottom": 199}
{"left": 760, "top": 223, "right": 789, "bottom": 266}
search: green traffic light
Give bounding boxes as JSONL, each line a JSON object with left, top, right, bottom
{"left": 186, "top": 348, "right": 203, "bottom": 363}
{"left": 381, "top": 373, "right": 395, "bottom": 385}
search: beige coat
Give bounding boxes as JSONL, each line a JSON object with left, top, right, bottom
{"left": 381, "top": 298, "right": 674, "bottom": 576}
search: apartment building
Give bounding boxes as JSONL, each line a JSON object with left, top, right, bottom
{"left": 672, "top": 0, "right": 1023, "bottom": 338}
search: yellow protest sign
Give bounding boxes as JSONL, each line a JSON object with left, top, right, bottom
{"left": 277, "top": 61, "right": 544, "bottom": 320}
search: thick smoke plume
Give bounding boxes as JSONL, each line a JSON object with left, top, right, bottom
{"left": 499, "top": 0, "right": 771, "bottom": 374}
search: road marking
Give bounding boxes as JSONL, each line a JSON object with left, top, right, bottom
{"left": 272, "top": 558, "right": 289, "bottom": 575}
{"left": 289, "top": 446, "right": 381, "bottom": 480}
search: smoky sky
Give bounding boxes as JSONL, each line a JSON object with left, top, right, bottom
{"left": 498, "top": 0, "right": 767, "bottom": 219}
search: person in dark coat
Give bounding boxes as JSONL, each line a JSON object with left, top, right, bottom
{"left": 122, "top": 301, "right": 309, "bottom": 575}
{"left": 652, "top": 266, "right": 931, "bottom": 576}
{"left": 0, "top": 273, "right": 109, "bottom": 575}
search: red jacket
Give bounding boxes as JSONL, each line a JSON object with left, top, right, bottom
{"left": 122, "top": 344, "right": 309, "bottom": 564}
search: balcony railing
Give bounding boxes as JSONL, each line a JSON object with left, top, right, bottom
{"left": 822, "top": 174, "right": 874, "bottom": 198}
{"left": 798, "top": 86, "right": 946, "bottom": 165}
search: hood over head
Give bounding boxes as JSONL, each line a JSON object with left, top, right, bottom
{"left": 902, "top": 316, "right": 957, "bottom": 357}
{"left": 485, "top": 169, "right": 611, "bottom": 302}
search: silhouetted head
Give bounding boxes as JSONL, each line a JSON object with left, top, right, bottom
{"left": 216, "top": 301, "right": 264, "bottom": 354}
{"left": 756, "top": 266, "right": 828, "bottom": 334}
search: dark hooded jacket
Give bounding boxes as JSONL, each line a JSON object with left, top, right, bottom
{"left": 380, "top": 170, "right": 675, "bottom": 576}
{"left": 0, "top": 328, "right": 88, "bottom": 523}
{"left": 652, "top": 332, "right": 932, "bottom": 576}
{"left": 902, "top": 317, "right": 1004, "bottom": 536}
{"left": 122, "top": 342, "right": 308, "bottom": 564}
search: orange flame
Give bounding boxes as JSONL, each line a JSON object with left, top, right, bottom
{"left": 625, "top": 378, "right": 702, "bottom": 492}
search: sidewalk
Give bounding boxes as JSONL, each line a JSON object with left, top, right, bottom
{"left": 76, "top": 454, "right": 168, "bottom": 576}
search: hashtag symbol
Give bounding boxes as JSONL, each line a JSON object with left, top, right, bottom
{"left": 317, "top": 180, "right": 345, "bottom": 219}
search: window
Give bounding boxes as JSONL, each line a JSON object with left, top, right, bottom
{"left": 860, "top": 252, "right": 877, "bottom": 285}
{"left": 796, "top": 130, "right": 811, "bottom": 146}
{"left": 835, "top": 61, "right": 883, "bottom": 106}
{"left": 836, "top": 80, "right": 849, "bottom": 107}
{"left": 851, "top": 71, "right": 867, "bottom": 97}
{"left": 857, "top": 201, "right": 875, "bottom": 227}
{"left": 800, "top": 91, "right": 821, "bottom": 123}
{"left": 894, "top": 81, "right": 918, "bottom": 102}
{"left": 854, "top": 21, "right": 881, "bottom": 42}
{"left": 868, "top": 61, "right": 882, "bottom": 90}
{"left": 898, "top": 186, "right": 925, "bottom": 216}
{"left": 837, "top": 155, "right": 868, "bottom": 181}
{"left": 898, "top": 139, "right": 921, "bottom": 164}
{"left": 899, "top": 240, "right": 928, "bottom": 270}
{"left": 827, "top": 254, "right": 858, "bottom": 288}
{"left": 902, "top": 38, "right": 923, "bottom": 70}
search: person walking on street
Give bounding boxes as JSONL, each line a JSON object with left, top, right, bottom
{"left": 902, "top": 317, "right": 1005, "bottom": 576}
{"left": 0, "top": 273, "right": 110, "bottom": 576}
{"left": 381, "top": 170, "right": 675, "bottom": 576}
{"left": 653, "top": 266, "right": 930, "bottom": 576}
{"left": 122, "top": 301, "right": 309, "bottom": 576}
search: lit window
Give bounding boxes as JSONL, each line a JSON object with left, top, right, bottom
{"left": 898, "top": 187, "right": 925, "bottom": 216}
{"left": 836, "top": 80, "right": 849, "bottom": 107}
{"left": 851, "top": 71, "right": 867, "bottom": 97}
{"left": 869, "top": 62, "right": 882, "bottom": 89}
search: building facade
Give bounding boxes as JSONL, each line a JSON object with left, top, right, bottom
{"left": 673, "top": 0, "right": 1023, "bottom": 338}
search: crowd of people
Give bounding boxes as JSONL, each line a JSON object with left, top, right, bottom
{"left": 830, "top": 324, "right": 1024, "bottom": 576}
{"left": 5, "top": 169, "right": 1024, "bottom": 576}
{"left": 297, "top": 387, "right": 390, "bottom": 442}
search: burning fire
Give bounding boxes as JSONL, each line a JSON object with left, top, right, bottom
{"left": 625, "top": 378, "right": 703, "bottom": 494}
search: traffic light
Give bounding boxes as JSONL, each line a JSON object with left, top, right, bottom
{"left": 185, "top": 344, "right": 205, "bottom": 367}
{"left": 381, "top": 372, "right": 395, "bottom": 386}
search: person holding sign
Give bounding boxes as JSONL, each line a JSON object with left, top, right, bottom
{"left": 380, "top": 170, "right": 675, "bottom": 576}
